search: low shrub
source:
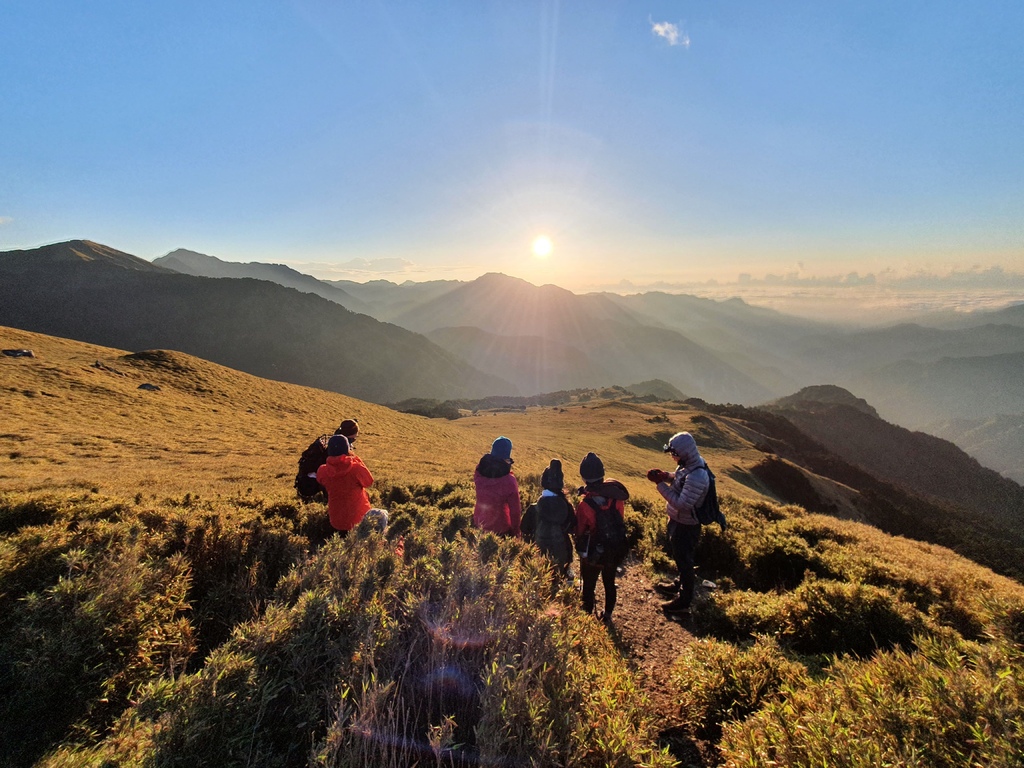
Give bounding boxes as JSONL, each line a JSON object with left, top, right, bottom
{"left": 0, "top": 536, "right": 194, "bottom": 767}
{"left": 669, "top": 635, "right": 807, "bottom": 737}
{"left": 720, "top": 636, "right": 1024, "bottom": 767}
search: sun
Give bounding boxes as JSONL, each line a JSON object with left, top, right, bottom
{"left": 531, "top": 235, "right": 553, "bottom": 258}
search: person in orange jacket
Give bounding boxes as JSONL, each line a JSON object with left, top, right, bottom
{"left": 316, "top": 434, "right": 380, "bottom": 536}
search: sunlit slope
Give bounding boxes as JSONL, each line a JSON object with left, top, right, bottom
{"left": 0, "top": 240, "right": 513, "bottom": 404}
{"left": 0, "top": 327, "right": 773, "bottom": 506}
{"left": 5, "top": 325, "right": 1023, "bottom": 583}
{"left": 0, "top": 326, "right": 484, "bottom": 498}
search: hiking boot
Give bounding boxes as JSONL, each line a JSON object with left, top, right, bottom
{"left": 664, "top": 606, "right": 691, "bottom": 621}
{"left": 653, "top": 579, "right": 680, "bottom": 598}
{"left": 660, "top": 594, "right": 690, "bottom": 612}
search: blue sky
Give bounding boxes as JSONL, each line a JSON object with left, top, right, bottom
{"left": 2, "top": 1, "right": 1022, "bottom": 291}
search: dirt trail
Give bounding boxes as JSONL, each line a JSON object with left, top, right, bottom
{"left": 596, "top": 562, "right": 707, "bottom": 766}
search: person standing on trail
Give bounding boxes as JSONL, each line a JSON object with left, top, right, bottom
{"left": 647, "top": 431, "right": 709, "bottom": 619}
{"left": 316, "top": 434, "right": 383, "bottom": 536}
{"left": 473, "top": 436, "right": 522, "bottom": 537}
{"left": 575, "top": 452, "right": 630, "bottom": 625}
{"left": 521, "top": 459, "right": 576, "bottom": 579}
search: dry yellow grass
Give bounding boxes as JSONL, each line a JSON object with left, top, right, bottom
{"left": 1, "top": 325, "right": 772, "bottom": 507}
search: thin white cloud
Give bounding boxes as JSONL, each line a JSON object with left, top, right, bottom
{"left": 651, "top": 19, "right": 690, "bottom": 48}
{"left": 0, "top": 216, "right": 12, "bottom": 226}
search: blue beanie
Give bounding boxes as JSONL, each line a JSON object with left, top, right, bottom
{"left": 327, "top": 434, "right": 350, "bottom": 456}
{"left": 490, "top": 436, "right": 513, "bottom": 461}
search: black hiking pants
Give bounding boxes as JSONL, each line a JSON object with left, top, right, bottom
{"left": 668, "top": 520, "right": 701, "bottom": 609}
{"left": 580, "top": 559, "right": 618, "bottom": 617}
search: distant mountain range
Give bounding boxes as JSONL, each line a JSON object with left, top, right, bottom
{"left": 767, "top": 385, "right": 1024, "bottom": 532}
{"left": 4, "top": 240, "right": 1023, "bottom": 481}
{"left": 153, "top": 249, "right": 374, "bottom": 316}
{"left": 0, "top": 241, "right": 512, "bottom": 403}
{"left": 711, "top": 386, "right": 1024, "bottom": 580}
{"left": 925, "top": 414, "right": 1024, "bottom": 485}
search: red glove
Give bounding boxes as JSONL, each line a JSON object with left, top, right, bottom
{"left": 647, "top": 468, "right": 670, "bottom": 483}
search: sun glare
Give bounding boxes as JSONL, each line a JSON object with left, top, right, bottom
{"left": 531, "top": 235, "right": 553, "bottom": 258}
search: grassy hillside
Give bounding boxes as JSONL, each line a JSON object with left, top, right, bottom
{"left": 0, "top": 241, "right": 512, "bottom": 404}
{"left": 3, "top": 329, "right": 1024, "bottom": 767}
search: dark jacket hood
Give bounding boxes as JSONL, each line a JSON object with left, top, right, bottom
{"left": 476, "top": 453, "right": 512, "bottom": 478}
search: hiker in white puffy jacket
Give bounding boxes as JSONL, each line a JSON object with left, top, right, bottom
{"left": 647, "top": 431, "right": 709, "bottom": 619}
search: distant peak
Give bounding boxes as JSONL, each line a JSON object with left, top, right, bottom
{"left": 773, "top": 385, "right": 879, "bottom": 418}
{"left": 0, "top": 240, "right": 167, "bottom": 272}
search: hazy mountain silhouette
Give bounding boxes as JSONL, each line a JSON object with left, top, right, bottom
{"left": 704, "top": 395, "right": 1024, "bottom": 580}
{"left": 926, "top": 415, "right": 1024, "bottom": 484}
{"left": 425, "top": 326, "right": 605, "bottom": 393}
{"left": 765, "top": 385, "right": 1024, "bottom": 533}
{"left": 154, "top": 248, "right": 374, "bottom": 315}
{"left": 326, "top": 279, "right": 460, "bottom": 322}
{"left": 794, "top": 323, "right": 1024, "bottom": 376}
{"left": 907, "top": 302, "right": 1024, "bottom": 330}
{"left": 851, "top": 352, "right": 1024, "bottom": 427}
{"left": 0, "top": 240, "right": 513, "bottom": 403}
{"left": 608, "top": 291, "right": 832, "bottom": 393}
{"left": 390, "top": 272, "right": 775, "bottom": 404}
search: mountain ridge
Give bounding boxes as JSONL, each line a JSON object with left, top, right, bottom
{"left": 0, "top": 241, "right": 514, "bottom": 403}
{"left": 153, "top": 248, "right": 374, "bottom": 315}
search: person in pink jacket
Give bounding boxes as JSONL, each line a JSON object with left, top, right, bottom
{"left": 473, "top": 436, "right": 522, "bottom": 537}
{"left": 316, "top": 434, "right": 375, "bottom": 535}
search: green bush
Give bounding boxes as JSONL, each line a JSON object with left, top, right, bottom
{"left": 720, "top": 636, "right": 1024, "bottom": 767}
{"left": 670, "top": 635, "right": 806, "bottom": 737}
{"left": 47, "top": 503, "right": 674, "bottom": 768}
{"left": 0, "top": 536, "right": 194, "bottom": 767}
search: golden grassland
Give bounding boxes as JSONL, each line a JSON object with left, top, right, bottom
{"left": 0, "top": 325, "right": 768, "bottom": 507}
{"left": 2, "top": 326, "right": 1024, "bottom": 767}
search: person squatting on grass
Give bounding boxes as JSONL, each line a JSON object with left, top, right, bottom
{"left": 295, "top": 418, "right": 361, "bottom": 502}
{"left": 521, "top": 459, "right": 576, "bottom": 580}
{"left": 648, "top": 431, "right": 709, "bottom": 619}
{"left": 575, "top": 452, "right": 630, "bottom": 624}
{"left": 316, "top": 434, "right": 387, "bottom": 536}
{"left": 473, "top": 436, "right": 522, "bottom": 537}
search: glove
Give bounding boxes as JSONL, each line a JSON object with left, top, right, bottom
{"left": 647, "top": 468, "right": 670, "bottom": 483}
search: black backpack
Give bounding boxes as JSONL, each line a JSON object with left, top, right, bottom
{"left": 694, "top": 463, "right": 726, "bottom": 531}
{"left": 294, "top": 435, "right": 329, "bottom": 501}
{"left": 579, "top": 495, "right": 628, "bottom": 567}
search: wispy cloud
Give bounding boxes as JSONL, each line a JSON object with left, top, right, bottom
{"left": 651, "top": 19, "right": 689, "bottom": 48}
{"left": 0, "top": 216, "right": 12, "bottom": 226}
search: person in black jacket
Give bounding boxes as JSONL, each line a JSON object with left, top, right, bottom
{"left": 522, "top": 459, "right": 576, "bottom": 579}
